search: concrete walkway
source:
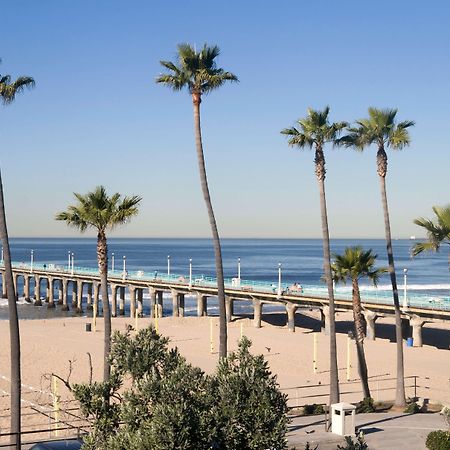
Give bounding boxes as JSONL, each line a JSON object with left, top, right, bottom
{"left": 287, "top": 412, "right": 448, "bottom": 449}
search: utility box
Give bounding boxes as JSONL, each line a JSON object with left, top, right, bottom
{"left": 331, "top": 402, "right": 356, "bottom": 436}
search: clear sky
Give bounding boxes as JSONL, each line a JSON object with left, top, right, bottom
{"left": 0, "top": 0, "right": 449, "bottom": 238}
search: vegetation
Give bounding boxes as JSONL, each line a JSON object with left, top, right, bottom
{"left": 0, "top": 58, "right": 35, "bottom": 449}
{"left": 56, "top": 186, "right": 141, "bottom": 381}
{"left": 281, "top": 106, "right": 347, "bottom": 405}
{"left": 426, "top": 430, "right": 450, "bottom": 450}
{"left": 303, "top": 403, "right": 325, "bottom": 415}
{"left": 339, "top": 107, "right": 414, "bottom": 407}
{"left": 413, "top": 204, "right": 450, "bottom": 270}
{"left": 337, "top": 433, "right": 369, "bottom": 450}
{"left": 72, "top": 329, "right": 288, "bottom": 450}
{"left": 355, "top": 397, "right": 376, "bottom": 414}
{"left": 404, "top": 402, "right": 420, "bottom": 414}
{"left": 331, "top": 247, "right": 385, "bottom": 400}
{"left": 156, "top": 43, "right": 238, "bottom": 358}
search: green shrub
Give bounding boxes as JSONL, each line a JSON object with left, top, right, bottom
{"left": 356, "top": 398, "right": 375, "bottom": 413}
{"left": 426, "top": 430, "right": 450, "bottom": 450}
{"left": 303, "top": 403, "right": 325, "bottom": 415}
{"left": 337, "top": 432, "right": 369, "bottom": 450}
{"left": 404, "top": 402, "right": 420, "bottom": 414}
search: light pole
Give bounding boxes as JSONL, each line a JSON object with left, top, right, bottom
{"left": 30, "top": 249, "right": 34, "bottom": 274}
{"left": 167, "top": 255, "right": 171, "bottom": 276}
{"left": 277, "top": 263, "right": 282, "bottom": 297}
{"left": 403, "top": 268, "right": 408, "bottom": 309}
{"left": 189, "top": 258, "right": 192, "bottom": 288}
{"left": 237, "top": 257, "right": 241, "bottom": 281}
{"left": 71, "top": 252, "right": 74, "bottom": 276}
{"left": 111, "top": 252, "right": 115, "bottom": 272}
{"left": 67, "top": 251, "right": 71, "bottom": 272}
{"left": 122, "top": 256, "right": 126, "bottom": 281}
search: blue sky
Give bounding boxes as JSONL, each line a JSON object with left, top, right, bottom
{"left": 0, "top": 0, "right": 449, "bottom": 238}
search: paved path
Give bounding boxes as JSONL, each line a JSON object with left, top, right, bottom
{"left": 287, "top": 412, "right": 448, "bottom": 449}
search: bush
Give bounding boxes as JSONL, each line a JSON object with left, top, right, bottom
{"left": 404, "top": 402, "right": 420, "bottom": 414}
{"left": 72, "top": 328, "right": 289, "bottom": 450}
{"left": 303, "top": 403, "right": 325, "bottom": 415}
{"left": 337, "top": 432, "right": 369, "bottom": 450}
{"left": 356, "top": 398, "right": 375, "bottom": 413}
{"left": 426, "top": 430, "right": 450, "bottom": 450}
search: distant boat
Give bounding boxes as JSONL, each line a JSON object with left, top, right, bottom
{"left": 410, "top": 235, "right": 416, "bottom": 240}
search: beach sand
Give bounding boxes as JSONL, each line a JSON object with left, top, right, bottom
{"left": 0, "top": 311, "right": 449, "bottom": 439}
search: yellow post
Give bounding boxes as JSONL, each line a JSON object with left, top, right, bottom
{"left": 346, "top": 334, "right": 351, "bottom": 381}
{"left": 52, "top": 375, "right": 60, "bottom": 437}
{"left": 93, "top": 302, "right": 97, "bottom": 332}
{"left": 240, "top": 322, "right": 244, "bottom": 340}
{"left": 313, "top": 332, "right": 318, "bottom": 374}
{"left": 154, "top": 304, "right": 158, "bottom": 333}
{"left": 210, "top": 318, "right": 214, "bottom": 354}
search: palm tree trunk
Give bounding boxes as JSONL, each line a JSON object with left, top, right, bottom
{"left": 352, "top": 279, "right": 370, "bottom": 399}
{"left": 379, "top": 175, "right": 406, "bottom": 407}
{"left": 97, "top": 231, "right": 111, "bottom": 381}
{"left": 0, "top": 169, "right": 21, "bottom": 449}
{"left": 315, "top": 147, "right": 340, "bottom": 404}
{"left": 192, "top": 94, "right": 227, "bottom": 358}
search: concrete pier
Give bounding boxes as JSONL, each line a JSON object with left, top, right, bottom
{"left": 61, "top": 278, "right": 69, "bottom": 311}
{"left": 286, "top": 302, "right": 297, "bottom": 332}
{"left": 111, "top": 284, "right": 118, "bottom": 317}
{"left": 320, "top": 305, "right": 330, "bottom": 335}
{"left": 196, "top": 292, "right": 207, "bottom": 317}
{"left": 119, "top": 286, "right": 125, "bottom": 315}
{"left": 47, "top": 277, "right": 55, "bottom": 308}
{"left": 149, "top": 287, "right": 156, "bottom": 318}
{"left": 137, "top": 288, "right": 143, "bottom": 317}
{"left": 171, "top": 289, "right": 179, "bottom": 317}
{"left": 253, "top": 299, "right": 262, "bottom": 328}
{"left": 34, "top": 276, "right": 42, "bottom": 306}
{"left": 410, "top": 316, "right": 426, "bottom": 347}
{"left": 129, "top": 286, "right": 136, "bottom": 318}
{"left": 363, "top": 310, "right": 378, "bottom": 341}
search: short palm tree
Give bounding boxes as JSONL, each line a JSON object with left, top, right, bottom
{"left": 281, "top": 107, "right": 347, "bottom": 405}
{"left": 156, "top": 43, "right": 237, "bottom": 358}
{"left": 1, "top": 59, "right": 34, "bottom": 449}
{"left": 56, "top": 186, "right": 141, "bottom": 381}
{"left": 338, "top": 107, "right": 414, "bottom": 407}
{"left": 331, "top": 247, "right": 385, "bottom": 400}
{"left": 412, "top": 205, "right": 450, "bottom": 269}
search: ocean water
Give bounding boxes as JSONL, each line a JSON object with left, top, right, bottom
{"left": 0, "top": 238, "right": 448, "bottom": 320}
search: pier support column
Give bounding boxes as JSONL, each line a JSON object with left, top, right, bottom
{"left": 137, "top": 288, "right": 143, "bottom": 317}
{"left": 225, "top": 297, "right": 233, "bottom": 323}
{"left": 401, "top": 318, "right": 411, "bottom": 339}
{"left": 171, "top": 289, "right": 179, "bottom": 317}
{"left": 410, "top": 316, "right": 426, "bottom": 347}
{"left": 110, "top": 284, "right": 118, "bottom": 317}
{"left": 47, "top": 278, "right": 55, "bottom": 309}
{"left": 286, "top": 302, "right": 298, "bottom": 332}
{"left": 320, "top": 306, "right": 330, "bottom": 336}
{"left": 61, "top": 279, "right": 69, "bottom": 311}
{"left": 71, "top": 281, "right": 77, "bottom": 308}
{"left": 86, "top": 283, "right": 93, "bottom": 310}
{"left": 76, "top": 280, "right": 83, "bottom": 313}
{"left": 156, "top": 291, "right": 163, "bottom": 318}
{"left": 13, "top": 273, "right": 19, "bottom": 300}
{"left": 149, "top": 287, "right": 156, "bottom": 318}
{"left": 253, "top": 299, "right": 262, "bottom": 328}
{"left": 196, "top": 292, "right": 207, "bottom": 317}
{"left": 363, "top": 310, "right": 378, "bottom": 341}
{"left": 179, "top": 293, "right": 185, "bottom": 317}
{"left": 2, "top": 272, "right": 6, "bottom": 298}
{"left": 119, "top": 286, "right": 125, "bottom": 315}
{"left": 34, "top": 276, "right": 42, "bottom": 306}
{"left": 129, "top": 286, "right": 136, "bottom": 318}
{"left": 93, "top": 282, "right": 100, "bottom": 315}
{"left": 24, "top": 276, "right": 31, "bottom": 302}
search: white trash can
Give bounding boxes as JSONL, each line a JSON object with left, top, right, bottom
{"left": 331, "top": 402, "right": 356, "bottom": 436}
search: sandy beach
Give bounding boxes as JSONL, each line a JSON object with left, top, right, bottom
{"left": 1, "top": 311, "right": 449, "bottom": 440}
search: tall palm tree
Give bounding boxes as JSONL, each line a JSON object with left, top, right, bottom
{"left": 156, "top": 43, "right": 237, "bottom": 358}
{"left": 331, "top": 247, "right": 385, "bottom": 400}
{"left": 281, "top": 107, "right": 347, "bottom": 404}
{"left": 1, "top": 59, "right": 34, "bottom": 449}
{"left": 56, "top": 186, "right": 141, "bottom": 381}
{"left": 339, "top": 107, "right": 414, "bottom": 407}
{"left": 412, "top": 204, "right": 450, "bottom": 269}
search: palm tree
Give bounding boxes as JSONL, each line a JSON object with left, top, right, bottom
{"left": 56, "top": 186, "right": 141, "bottom": 381}
{"left": 331, "top": 247, "right": 385, "bottom": 400}
{"left": 412, "top": 205, "right": 450, "bottom": 269}
{"left": 339, "top": 107, "right": 414, "bottom": 407}
{"left": 1, "top": 59, "right": 34, "bottom": 449}
{"left": 156, "top": 43, "right": 237, "bottom": 358}
{"left": 281, "top": 107, "right": 347, "bottom": 404}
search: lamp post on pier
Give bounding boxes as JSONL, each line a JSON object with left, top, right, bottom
{"left": 111, "top": 252, "right": 115, "bottom": 272}
{"left": 71, "top": 252, "right": 74, "bottom": 276}
{"left": 189, "top": 258, "right": 192, "bottom": 289}
{"left": 403, "top": 268, "right": 409, "bottom": 309}
{"left": 122, "top": 256, "right": 126, "bottom": 281}
{"left": 167, "top": 255, "right": 171, "bottom": 277}
{"left": 237, "top": 257, "right": 241, "bottom": 281}
{"left": 67, "top": 251, "right": 70, "bottom": 272}
{"left": 277, "top": 263, "right": 282, "bottom": 298}
{"left": 30, "top": 249, "right": 34, "bottom": 274}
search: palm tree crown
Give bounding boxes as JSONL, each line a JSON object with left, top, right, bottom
{"left": 156, "top": 43, "right": 238, "bottom": 97}
{"left": 0, "top": 60, "right": 35, "bottom": 104}
{"left": 412, "top": 204, "right": 450, "bottom": 256}
{"left": 56, "top": 186, "right": 141, "bottom": 233}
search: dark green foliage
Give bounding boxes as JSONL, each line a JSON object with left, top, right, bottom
{"left": 404, "top": 402, "right": 420, "bottom": 414}
{"left": 303, "top": 403, "right": 325, "bottom": 415}
{"left": 73, "top": 328, "right": 288, "bottom": 450}
{"left": 304, "top": 443, "right": 319, "bottom": 450}
{"left": 356, "top": 398, "right": 375, "bottom": 413}
{"left": 426, "top": 430, "right": 450, "bottom": 450}
{"left": 337, "top": 433, "right": 369, "bottom": 450}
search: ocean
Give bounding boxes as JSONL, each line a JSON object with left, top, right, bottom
{"left": 0, "top": 238, "right": 448, "bottom": 320}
